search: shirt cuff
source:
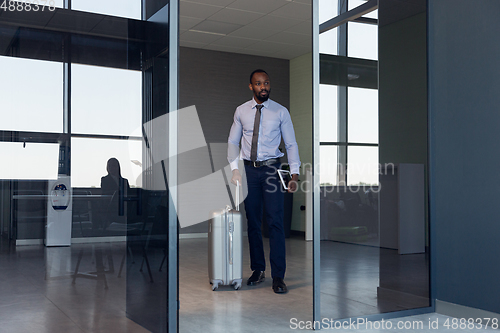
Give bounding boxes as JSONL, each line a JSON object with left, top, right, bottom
{"left": 230, "top": 160, "right": 239, "bottom": 171}
{"left": 289, "top": 163, "right": 300, "bottom": 176}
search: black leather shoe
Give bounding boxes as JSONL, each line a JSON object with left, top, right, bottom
{"left": 247, "top": 271, "right": 265, "bottom": 285}
{"left": 272, "top": 277, "right": 288, "bottom": 294}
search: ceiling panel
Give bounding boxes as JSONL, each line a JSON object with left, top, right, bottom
{"left": 207, "top": 8, "right": 263, "bottom": 25}
{"left": 210, "top": 36, "right": 258, "bottom": 48}
{"left": 182, "top": 0, "right": 236, "bottom": 6}
{"left": 229, "top": 25, "right": 280, "bottom": 39}
{"left": 265, "top": 31, "right": 310, "bottom": 45}
{"left": 180, "top": 30, "right": 224, "bottom": 44}
{"left": 179, "top": 1, "right": 224, "bottom": 19}
{"left": 180, "top": 40, "right": 209, "bottom": 49}
{"left": 286, "top": 20, "right": 312, "bottom": 35}
{"left": 179, "top": 16, "right": 204, "bottom": 30}
{"left": 247, "top": 15, "right": 303, "bottom": 31}
{"left": 269, "top": 2, "right": 311, "bottom": 21}
{"left": 227, "top": 0, "right": 289, "bottom": 15}
{"left": 191, "top": 20, "right": 243, "bottom": 35}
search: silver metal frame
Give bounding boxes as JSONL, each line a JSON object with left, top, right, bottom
{"left": 168, "top": 1, "right": 179, "bottom": 332}
{"left": 312, "top": 0, "right": 321, "bottom": 325}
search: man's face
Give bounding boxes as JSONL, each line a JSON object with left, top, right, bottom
{"left": 249, "top": 72, "right": 271, "bottom": 103}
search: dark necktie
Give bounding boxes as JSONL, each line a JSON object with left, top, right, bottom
{"left": 250, "top": 104, "right": 263, "bottom": 162}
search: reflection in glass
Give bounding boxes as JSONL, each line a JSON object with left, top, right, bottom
{"left": 320, "top": 146, "right": 338, "bottom": 186}
{"left": 72, "top": 0, "right": 141, "bottom": 20}
{"left": 0, "top": 142, "right": 59, "bottom": 180}
{"left": 347, "top": 87, "right": 378, "bottom": 143}
{"left": 319, "top": 28, "right": 338, "bottom": 55}
{"left": 319, "top": 84, "right": 338, "bottom": 142}
{"left": 319, "top": 0, "right": 338, "bottom": 24}
{"left": 348, "top": 22, "right": 378, "bottom": 60}
{"left": 71, "top": 138, "right": 143, "bottom": 188}
{"left": 71, "top": 64, "right": 142, "bottom": 136}
{"left": 347, "top": 146, "right": 378, "bottom": 186}
{"left": 348, "top": 0, "right": 378, "bottom": 19}
{"left": 0, "top": 56, "right": 63, "bottom": 133}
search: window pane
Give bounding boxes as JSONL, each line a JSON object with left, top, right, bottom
{"left": 319, "top": 27, "right": 338, "bottom": 55}
{"left": 348, "top": 87, "right": 378, "bottom": 144}
{"left": 319, "top": 0, "right": 338, "bottom": 24}
{"left": 348, "top": 0, "right": 378, "bottom": 19}
{"left": 320, "top": 145, "right": 339, "bottom": 186}
{"left": 347, "top": 146, "right": 378, "bottom": 186}
{"left": 320, "top": 84, "right": 338, "bottom": 142}
{"left": 71, "top": 138, "right": 143, "bottom": 188}
{"left": 71, "top": 64, "right": 142, "bottom": 136}
{"left": 72, "top": 0, "right": 141, "bottom": 20}
{"left": 348, "top": 22, "right": 378, "bottom": 60}
{"left": 0, "top": 142, "right": 59, "bottom": 180}
{"left": 0, "top": 56, "right": 63, "bottom": 133}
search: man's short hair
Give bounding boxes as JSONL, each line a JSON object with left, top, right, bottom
{"left": 249, "top": 69, "right": 269, "bottom": 83}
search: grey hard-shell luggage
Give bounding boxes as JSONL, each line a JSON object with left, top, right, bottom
{"left": 208, "top": 183, "right": 243, "bottom": 290}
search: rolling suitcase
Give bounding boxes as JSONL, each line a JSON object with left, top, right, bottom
{"left": 208, "top": 183, "right": 243, "bottom": 291}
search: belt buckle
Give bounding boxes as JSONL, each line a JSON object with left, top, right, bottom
{"left": 253, "top": 161, "right": 259, "bottom": 168}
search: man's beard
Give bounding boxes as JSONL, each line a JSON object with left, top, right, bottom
{"left": 255, "top": 89, "right": 270, "bottom": 102}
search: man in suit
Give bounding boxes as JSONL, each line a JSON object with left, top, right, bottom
{"left": 227, "top": 69, "right": 301, "bottom": 294}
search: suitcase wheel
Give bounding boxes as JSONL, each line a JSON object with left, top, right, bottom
{"left": 211, "top": 281, "right": 220, "bottom": 291}
{"left": 233, "top": 281, "right": 242, "bottom": 290}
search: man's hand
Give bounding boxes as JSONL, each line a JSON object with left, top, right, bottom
{"left": 231, "top": 169, "right": 242, "bottom": 186}
{"left": 288, "top": 174, "right": 299, "bottom": 193}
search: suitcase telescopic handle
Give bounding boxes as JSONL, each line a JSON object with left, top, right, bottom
{"left": 236, "top": 181, "right": 240, "bottom": 211}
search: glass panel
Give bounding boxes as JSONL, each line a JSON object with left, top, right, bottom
{"left": 348, "top": 87, "right": 378, "bottom": 143}
{"left": 0, "top": 2, "right": 173, "bottom": 332}
{"left": 72, "top": 0, "right": 141, "bottom": 20}
{"left": 71, "top": 64, "right": 142, "bottom": 136}
{"left": 320, "top": 145, "right": 338, "bottom": 186}
{"left": 348, "top": 22, "right": 378, "bottom": 60}
{"left": 319, "top": 84, "right": 338, "bottom": 142}
{"left": 0, "top": 56, "right": 63, "bottom": 133}
{"left": 70, "top": 138, "right": 143, "bottom": 188}
{"left": 319, "top": 1, "right": 430, "bottom": 323}
{"left": 347, "top": 146, "right": 378, "bottom": 186}
{"left": 319, "top": 27, "right": 338, "bottom": 55}
{"left": 319, "top": 0, "right": 338, "bottom": 24}
{"left": 0, "top": 142, "right": 59, "bottom": 180}
{"left": 348, "top": 0, "right": 378, "bottom": 19}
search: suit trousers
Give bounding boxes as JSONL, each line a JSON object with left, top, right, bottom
{"left": 244, "top": 162, "right": 286, "bottom": 279}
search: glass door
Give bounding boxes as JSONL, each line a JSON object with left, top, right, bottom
{"left": 313, "top": 0, "right": 431, "bottom": 325}
{"left": 0, "top": 1, "right": 178, "bottom": 332}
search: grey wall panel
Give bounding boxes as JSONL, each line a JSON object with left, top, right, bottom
{"left": 429, "top": 0, "right": 500, "bottom": 314}
{"left": 379, "top": 12, "right": 428, "bottom": 166}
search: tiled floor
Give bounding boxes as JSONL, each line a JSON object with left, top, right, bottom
{"left": 0, "top": 235, "right": 497, "bottom": 332}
